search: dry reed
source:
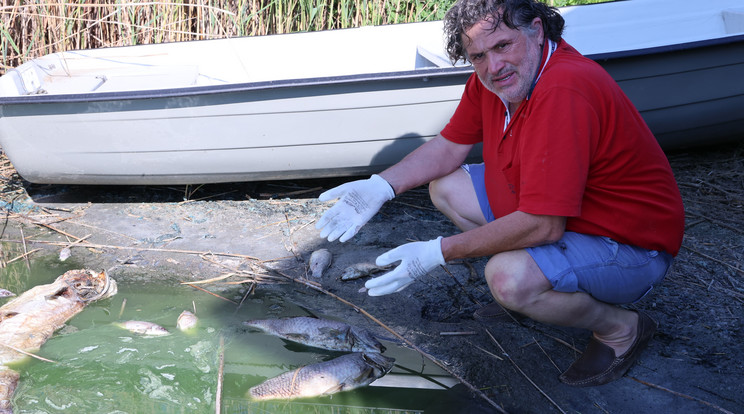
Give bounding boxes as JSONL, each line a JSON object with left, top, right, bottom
{"left": 0, "top": 0, "right": 609, "bottom": 75}
{"left": 0, "top": 0, "right": 456, "bottom": 74}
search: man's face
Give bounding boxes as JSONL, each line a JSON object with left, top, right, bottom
{"left": 464, "top": 16, "right": 544, "bottom": 109}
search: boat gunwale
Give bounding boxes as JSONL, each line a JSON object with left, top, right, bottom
{"left": 1, "top": 33, "right": 743, "bottom": 106}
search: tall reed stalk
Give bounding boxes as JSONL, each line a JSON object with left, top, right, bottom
{"left": 0, "top": 0, "right": 605, "bottom": 75}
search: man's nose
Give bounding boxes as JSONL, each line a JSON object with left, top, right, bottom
{"left": 486, "top": 52, "right": 504, "bottom": 74}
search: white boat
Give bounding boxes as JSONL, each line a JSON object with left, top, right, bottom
{"left": 0, "top": 0, "right": 742, "bottom": 185}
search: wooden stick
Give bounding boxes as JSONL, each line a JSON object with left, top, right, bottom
{"left": 61, "top": 233, "right": 92, "bottom": 249}
{"left": 187, "top": 284, "right": 238, "bottom": 305}
{"left": 18, "top": 226, "right": 30, "bottom": 269}
{"left": 181, "top": 272, "right": 236, "bottom": 285}
{"left": 216, "top": 334, "right": 225, "bottom": 414}
{"left": 118, "top": 298, "right": 127, "bottom": 318}
{"left": 0, "top": 342, "right": 57, "bottom": 363}
{"left": 4, "top": 248, "right": 41, "bottom": 265}
{"left": 471, "top": 342, "right": 504, "bottom": 361}
{"left": 531, "top": 336, "right": 562, "bottom": 373}
{"left": 485, "top": 329, "right": 566, "bottom": 414}
{"left": 235, "top": 282, "right": 255, "bottom": 311}
{"left": 629, "top": 377, "right": 734, "bottom": 414}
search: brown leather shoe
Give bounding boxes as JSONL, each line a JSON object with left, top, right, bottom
{"left": 473, "top": 302, "right": 527, "bottom": 323}
{"left": 559, "top": 311, "right": 657, "bottom": 387}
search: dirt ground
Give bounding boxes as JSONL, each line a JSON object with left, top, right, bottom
{"left": 1, "top": 140, "right": 742, "bottom": 414}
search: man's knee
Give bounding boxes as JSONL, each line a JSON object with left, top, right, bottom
{"left": 428, "top": 175, "right": 452, "bottom": 213}
{"left": 485, "top": 251, "right": 551, "bottom": 311}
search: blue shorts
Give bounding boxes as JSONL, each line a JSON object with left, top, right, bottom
{"left": 462, "top": 163, "right": 673, "bottom": 305}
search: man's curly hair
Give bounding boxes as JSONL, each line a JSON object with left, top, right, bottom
{"left": 444, "top": 0, "right": 565, "bottom": 63}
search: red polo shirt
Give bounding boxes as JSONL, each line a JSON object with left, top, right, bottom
{"left": 441, "top": 40, "right": 684, "bottom": 256}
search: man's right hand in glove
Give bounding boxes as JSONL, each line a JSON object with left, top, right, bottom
{"left": 316, "top": 174, "right": 395, "bottom": 242}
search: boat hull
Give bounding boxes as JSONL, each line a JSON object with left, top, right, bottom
{"left": 0, "top": 70, "right": 471, "bottom": 184}
{"left": 1, "top": 0, "right": 743, "bottom": 185}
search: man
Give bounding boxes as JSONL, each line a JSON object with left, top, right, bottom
{"left": 316, "top": 0, "right": 684, "bottom": 387}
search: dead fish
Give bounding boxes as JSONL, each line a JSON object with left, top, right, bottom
{"left": 0, "top": 290, "right": 15, "bottom": 298}
{"left": 117, "top": 320, "right": 170, "bottom": 336}
{"left": 58, "top": 247, "right": 71, "bottom": 261}
{"left": 243, "top": 316, "right": 385, "bottom": 353}
{"left": 340, "top": 262, "right": 391, "bottom": 281}
{"left": 177, "top": 310, "right": 198, "bottom": 331}
{"left": 249, "top": 352, "right": 395, "bottom": 401}
{"left": 0, "top": 269, "right": 117, "bottom": 413}
{"left": 308, "top": 249, "right": 332, "bottom": 278}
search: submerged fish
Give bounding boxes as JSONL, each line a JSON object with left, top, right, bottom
{"left": 308, "top": 249, "right": 332, "bottom": 278}
{"left": 177, "top": 310, "right": 198, "bottom": 331}
{"left": 117, "top": 320, "right": 170, "bottom": 336}
{"left": 340, "top": 263, "right": 391, "bottom": 281}
{"left": 0, "top": 289, "right": 15, "bottom": 298}
{"left": 243, "top": 316, "right": 385, "bottom": 353}
{"left": 249, "top": 352, "right": 395, "bottom": 401}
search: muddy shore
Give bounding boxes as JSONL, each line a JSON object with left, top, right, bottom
{"left": 1, "top": 141, "right": 742, "bottom": 413}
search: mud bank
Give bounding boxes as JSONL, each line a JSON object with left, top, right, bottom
{"left": 1, "top": 141, "right": 742, "bottom": 413}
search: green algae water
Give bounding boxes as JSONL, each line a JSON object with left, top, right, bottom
{"left": 0, "top": 244, "right": 458, "bottom": 413}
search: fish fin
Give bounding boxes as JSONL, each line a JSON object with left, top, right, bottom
{"left": 354, "top": 367, "right": 374, "bottom": 383}
{"left": 284, "top": 333, "right": 311, "bottom": 343}
{"left": 322, "top": 384, "right": 345, "bottom": 395}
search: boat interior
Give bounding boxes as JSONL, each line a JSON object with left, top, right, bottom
{"left": 1, "top": 0, "right": 743, "bottom": 97}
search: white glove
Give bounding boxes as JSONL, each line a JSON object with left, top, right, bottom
{"left": 365, "top": 237, "right": 445, "bottom": 296}
{"left": 316, "top": 174, "right": 395, "bottom": 242}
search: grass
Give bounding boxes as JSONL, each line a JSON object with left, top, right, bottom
{"left": 0, "top": 0, "right": 607, "bottom": 75}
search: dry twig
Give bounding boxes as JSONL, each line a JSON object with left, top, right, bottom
{"left": 629, "top": 377, "right": 734, "bottom": 414}
{"left": 0, "top": 342, "right": 56, "bottom": 364}
{"left": 485, "top": 329, "right": 566, "bottom": 414}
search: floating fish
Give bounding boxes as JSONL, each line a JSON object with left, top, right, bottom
{"left": 340, "top": 262, "right": 391, "bottom": 281}
{"left": 0, "top": 289, "right": 15, "bottom": 298}
{"left": 308, "top": 249, "right": 332, "bottom": 278}
{"left": 0, "top": 269, "right": 117, "bottom": 413}
{"left": 177, "top": 310, "right": 198, "bottom": 331}
{"left": 243, "top": 316, "right": 385, "bottom": 353}
{"left": 117, "top": 320, "right": 170, "bottom": 336}
{"left": 249, "top": 352, "right": 395, "bottom": 401}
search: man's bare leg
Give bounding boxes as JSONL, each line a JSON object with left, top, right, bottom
{"left": 429, "top": 168, "right": 487, "bottom": 232}
{"left": 485, "top": 250, "right": 639, "bottom": 356}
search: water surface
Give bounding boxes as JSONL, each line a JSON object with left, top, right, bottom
{"left": 1, "top": 243, "right": 455, "bottom": 413}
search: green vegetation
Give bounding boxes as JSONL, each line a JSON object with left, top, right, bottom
{"left": 0, "top": 0, "right": 608, "bottom": 74}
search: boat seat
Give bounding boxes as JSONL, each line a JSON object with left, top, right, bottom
{"left": 415, "top": 45, "right": 452, "bottom": 68}
{"left": 723, "top": 9, "right": 744, "bottom": 34}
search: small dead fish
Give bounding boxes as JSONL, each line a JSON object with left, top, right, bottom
{"left": 58, "top": 247, "right": 71, "bottom": 261}
{"left": 117, "top": 320, "right": 170, "bottom": 336}
{"left": 308, "top": 249, "right": 332, "bottom": 278}
{"left": 177, "top": 310, "right": 198, "bottom": 331}
{"left": 0, "top": 289, "right": 16, "bottom": 298}
{"left": 340, "top": 262, "right": 391, "bottom": 281}
{"left": 243, "top": 316, "right": 385, "bottom": 353}
{"left": 249, "top": 352, "right": 395, "bottom": 401}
